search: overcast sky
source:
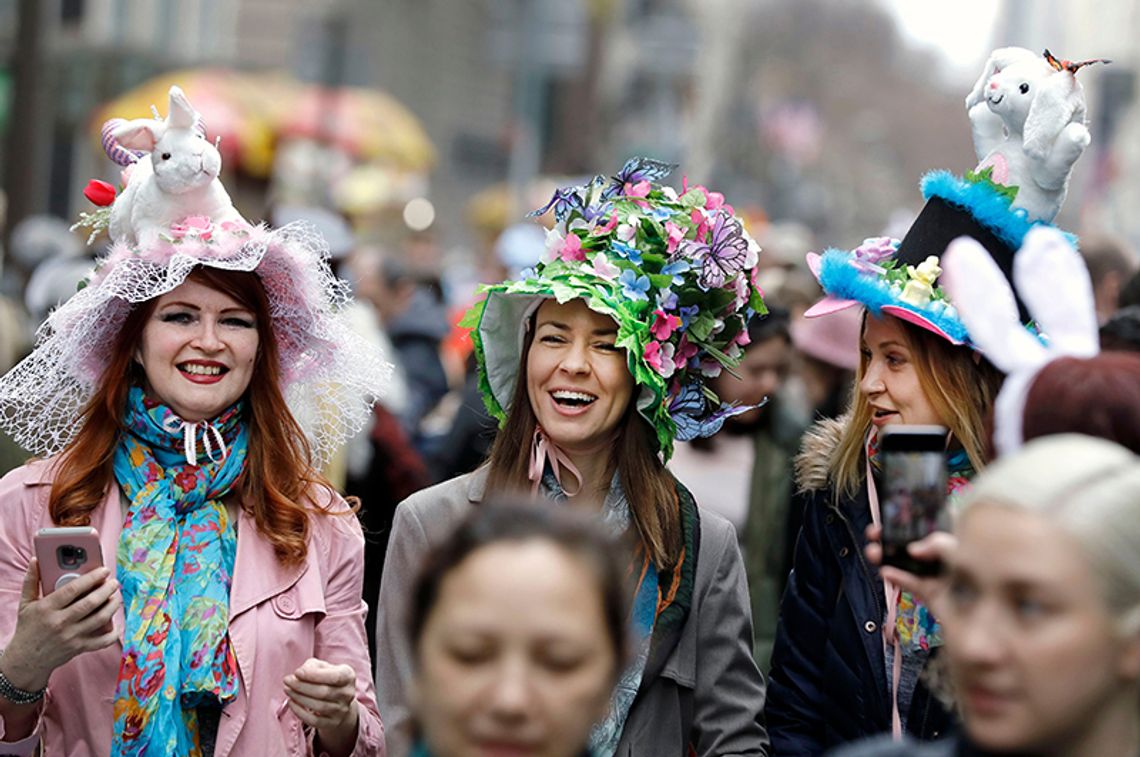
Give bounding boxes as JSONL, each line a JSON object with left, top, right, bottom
{"left": 879, "top": 0, "right": 1002, "bottom": 84}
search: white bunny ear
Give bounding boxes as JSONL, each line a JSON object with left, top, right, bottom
{"left": 1014, "top": 226, "right": 1099, "bottom": 358}
{"left": 942, "top": 236, "right": 1048, "bottom": 374}
{"left": 112, "top": 118, "right": 164, "bottom": 152}
{"left": 167, "top": 85, "right": 197, "bottom": 130}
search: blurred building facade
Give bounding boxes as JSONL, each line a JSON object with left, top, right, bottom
{"left": 998, "top": 0, "right": 1140, "bottom": 253}
{"left": 8, "top": 0, "right": 1090, "bottom": 278}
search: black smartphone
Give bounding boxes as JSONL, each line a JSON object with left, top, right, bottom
{"left": 879, "top": 425, "right": 948, "bottom": 576}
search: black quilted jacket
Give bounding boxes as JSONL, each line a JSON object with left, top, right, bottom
{"left": 765, "top": 418, "right": 956, "bottom": 756}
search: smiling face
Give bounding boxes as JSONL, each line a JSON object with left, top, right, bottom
{"left": 526, "top": 298, "right": 634, "bottom": 456}
{"left": 413, "top": 540, "right": 618, "bottom": 757}
{"left": 943, "top": 504, "right": 1140, "bottom": 754}
{"left": 137, "top": 278, "right": 259, "bottom": 421}
{"left": 858, "top": 315, "right": 945, "bottom": 429}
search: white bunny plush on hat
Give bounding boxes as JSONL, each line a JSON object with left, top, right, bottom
{"left": 965, "top": 48, "right": 1107, "bottom": 223}
{"left": 104, "top": 85, "right": 244, "bottom": 246}
{"left": 941, "top": 226, "right": 1099, "bottom": 456}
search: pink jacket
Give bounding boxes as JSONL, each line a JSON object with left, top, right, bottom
{"left": 0, "top": 459, "right": 385, "bottom": 756}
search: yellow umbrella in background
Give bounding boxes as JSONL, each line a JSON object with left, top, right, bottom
{"left": 278, "top": 85, "right": 436, "bottom": 172}
{"left": 94, "top": 71, "right": 435, "bottom": 180}
{"left": 92, "top": 68, "right": 281, "bottom": 178}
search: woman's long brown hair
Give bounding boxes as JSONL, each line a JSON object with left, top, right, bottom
{"left": 48, "top": 267, "right": 337, "bottom": 565}
{"left": 829, "top": 313, "right": 1004, "bottom": 498}
{"left": 483, "top": 319, "right": 681, "bottom": 568}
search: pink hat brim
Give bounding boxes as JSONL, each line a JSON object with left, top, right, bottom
{"left": 804, "top": 295, "right": 860, "bottom": 318}
{"left": 880, "top": 305, "right": 964, "bottom": 345}
{"left": 805, "top": 251, "right": 824, "bottom": 281}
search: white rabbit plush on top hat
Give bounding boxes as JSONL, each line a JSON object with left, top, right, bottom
{"left": 104, "top": 86, "right": 244, "bottom": 246}
{"left": 966, "top": 48, "right": 1108, "bottom": 223}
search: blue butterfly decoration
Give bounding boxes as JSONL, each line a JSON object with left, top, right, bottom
{"left": 602, "top": 157, "right": 679, "bottom": 200}
{"left": 668, "top": 383, "right": 766, "bottom": 441}
{"left": 529, "top": 187, "right": 585, "bottom": 222}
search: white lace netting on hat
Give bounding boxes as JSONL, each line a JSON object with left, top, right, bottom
{"left": 0, "top": 220, "right": 391, "bottom": 469}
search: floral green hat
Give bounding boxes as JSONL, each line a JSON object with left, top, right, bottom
{"left": 461, "top": 158, "right": 768, "bottom": 461}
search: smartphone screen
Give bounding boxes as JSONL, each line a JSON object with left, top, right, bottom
{"left": 879, "top": 426, "right": 948, "bottom": 576}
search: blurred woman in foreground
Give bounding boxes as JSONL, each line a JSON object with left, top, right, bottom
{"left": 407, "top": 504, "right": 627, "bottom": 757}
{"left": 847, "top": 434, "right": 1140, "bottom": 756}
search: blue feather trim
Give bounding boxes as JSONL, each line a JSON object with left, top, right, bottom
{"left": 919, "top": 170, "right": 1077, "bottom": 250}
{"left": 817, "top": 249, "right": 970, "bottom": 343}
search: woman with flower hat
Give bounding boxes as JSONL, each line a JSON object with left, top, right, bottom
{"left": 0, "top": 87, "right": 387, "bottom": 756}
{"left": 373, "top": 159, "right": 770, "bottom": 756}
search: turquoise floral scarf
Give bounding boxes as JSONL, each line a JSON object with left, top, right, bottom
{"left": 111, "top": 387, "right": 248, "bottom": 756}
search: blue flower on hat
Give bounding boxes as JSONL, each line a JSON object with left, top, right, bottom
{"left": 611, "top": 240, "right": 643, "bottom": 265}
{"left": 619, "top": 269, "right": 651, "bottom": 301}
{"left": 656, "top": 287, "right": 679, "bottom": 311}
{"left": 661, "top": 259, "right": 691, "bottom": 286}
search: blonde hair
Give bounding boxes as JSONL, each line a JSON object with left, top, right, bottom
{"left": 961, "top": 434, "right": 1140, "bottom": 634}
{"left": 829, "top": 314, "right": 1003, "bottom": 497}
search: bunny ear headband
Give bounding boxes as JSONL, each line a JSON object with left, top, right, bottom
{"left": 0, "top": 85, "right": 391, "bottom": 466}
{"left": 941, "top": 227, "right": 1098, "bottom": 456}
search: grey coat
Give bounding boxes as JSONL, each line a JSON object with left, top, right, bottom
{"left": 372, "top": 468, "right": 770, "bottom": 757}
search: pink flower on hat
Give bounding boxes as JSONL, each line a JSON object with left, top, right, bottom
{"left": 591, "top": 254, "right": 621, "bottom": 281}
{"left": 690, "top": 209, "right": 710, "bottom": 241}
{"left": 749, "top": 263, "right": 765, "bottom": 297}
{"left": 624, "top": 180, "right": 651, "bottom": 198}
{"left": 664, "top": 221, "right": 685, "bottom": 254}
{"left": 644, "top": 340, "right": 676, "bottom": 378}
{"left": 650, "top": 310, "right": 682, "bottom": 340}
{"left": 675, "top": 334, "right": 699, "bottom": 366}
{"left": 592, "top": 213, "right": 619, "bottom": 236}
{"left": 559, "top": 232, "right": 586, "bottom": 263}
{"left": 170, "top": 215, "right": 214, "bottom": 241}
{"left": 852, "top": 236, "right": 898, "bottom": 272}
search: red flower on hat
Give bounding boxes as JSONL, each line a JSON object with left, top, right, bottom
{"left": 83, "top": 179, "right": 117, "bottom": 207}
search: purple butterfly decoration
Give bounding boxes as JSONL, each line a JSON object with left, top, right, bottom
{"left": 680, "top": 211, "right": 751, "bottom": 290}
{"left": 668, "top": 383, "right": 765, "bottom": 441}
{"left": 603, "top": 157, "right": 678, "bottom": 199}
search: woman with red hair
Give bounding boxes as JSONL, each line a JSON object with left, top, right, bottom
{"left": 0, "top": 87, "right": 388, "bottom": 756}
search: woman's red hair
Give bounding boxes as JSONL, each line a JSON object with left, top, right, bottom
{"left": 48, "top": 267, "right": 339, "bottom": 565}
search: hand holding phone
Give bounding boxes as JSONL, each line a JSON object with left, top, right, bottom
{"left": 879, "top": 425, "right": 949, "bottom": 576}
{"left": 34, "top": 527, "right": 104, "bottom": 594}
{"left": 0, "top": 528, "right": 120, "bottom": 694}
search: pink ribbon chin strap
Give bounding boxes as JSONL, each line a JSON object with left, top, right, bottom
{"left": 528, "top": 427, "right": 583, "bottom": 497}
